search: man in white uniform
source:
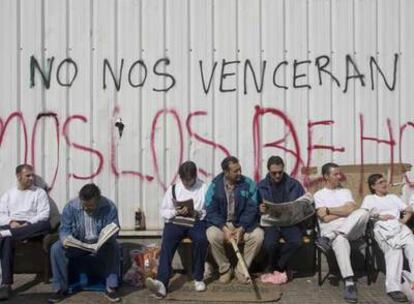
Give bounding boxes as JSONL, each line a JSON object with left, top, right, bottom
{"left": 146, "top": 161, "right": 208, "bottom": 298}
{"left": 314, "top": 162, "right": 369, "bottom": 303}
{"left": 0, "top": 164, "right": 50, "bottom": 300}
{"left": 361, "top": 173, "right": 413, "bottom": 303}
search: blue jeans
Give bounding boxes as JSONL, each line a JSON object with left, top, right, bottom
{"left": 50, "top": 239, "right": 120, "bottom": 292}
{"left": 263, "top": 225, "right": 303, "bottom": 271}
{"left": 157, "top": 221, "right": 208, "bottom": 289}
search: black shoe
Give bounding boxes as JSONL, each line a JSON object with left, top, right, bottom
{"left": 388, "top": 291, "right": 408, "bottom": 303}
{"left": 47, "top": 290, "right": 68, "bottom": 303}
{"left": 0, "top": 285, "right": 11, "bottom": 301}
{"left": 315, "top": 236, "right": 332, "bottom": 254}
{"left": 343, "top": 284, "right": 358, "bottom": 303}
{"left": 104, "top": 289, "right": 121, "bottom": 302}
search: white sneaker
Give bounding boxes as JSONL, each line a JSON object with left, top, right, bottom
{"left": 145, "top": 278, "right": 166, "bottom": 299}
{"left": 194, "top": 280, "right": 206, "bottom": 292}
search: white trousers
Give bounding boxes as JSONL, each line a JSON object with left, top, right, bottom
{"left": 321, "top": 208, "right": 370, "bottom": 279}
{"left": 374, "top": 224, "right": 414, "bottom": 292}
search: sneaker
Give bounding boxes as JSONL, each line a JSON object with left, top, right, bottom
{"left": 145, "top": 278, "right": 166, "bottom": 299}
{"left": 104, "top": 288, "right": 121, "bottom": 303}
{"left": 315, "top": 236, "right": 332, "bottom": 254}
{"left": 218, "top": 268, "right": 233, "bottom": 284}
{"left": 343, "top": 284, "right": 358, "bottom": 303}
{"left": 388, "top": 291, "right": 408, "bottom": 302}
{"left": 0, "top": 285, "right": 10, "bottom": 301}
{"left": 194, "top": 280, "right": 206, "bottom": 292}
{"left": 47, "top": 290, "right": 68, "bottom": 304}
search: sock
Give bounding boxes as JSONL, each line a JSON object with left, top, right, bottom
{"left": 345, "top": 278, "right": 354, "bottom": 286}
{"left": 0, "top": 230, "right": 11, "bottom": 237}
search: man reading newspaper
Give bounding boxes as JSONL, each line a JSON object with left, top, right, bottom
{"left": 48, "top": 184, "right": 121, "bottom": 303}
{"left": 258, "top": 156, "right": 310, "bottom": 284}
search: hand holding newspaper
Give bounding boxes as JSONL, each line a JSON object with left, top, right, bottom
{"left": 260, "top": 193, "right": 315, "bottom": 227}
{"left": 64, "top": 222, "right": 119, "bottom": 253}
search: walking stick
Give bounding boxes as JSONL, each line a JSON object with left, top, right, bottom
{"left": 229, "top": 238, "right": 261, "bottom": 300}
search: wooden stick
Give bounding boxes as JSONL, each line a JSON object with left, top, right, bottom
{"left": 229, "top": 238, "right": 261, "bottom": 300}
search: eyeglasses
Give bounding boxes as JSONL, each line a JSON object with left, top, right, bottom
{"left": 374, "top": 179, "right": 387, "bottom": 186}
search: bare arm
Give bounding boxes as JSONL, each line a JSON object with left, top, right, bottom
{"left": 317, "top": 202, "right": 356, "bottom": 223}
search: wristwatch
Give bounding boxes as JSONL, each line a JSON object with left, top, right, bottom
{"left": 326, "top": 207, "right": 330, "bottom": 215}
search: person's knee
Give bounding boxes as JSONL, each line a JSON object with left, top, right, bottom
{"left": 206, "top": 227, "right": 224, "bottom": 244}
{"left": 51, "top": 240, "right": 65, "bottom": 257}
{"left": 249, "top": 227, "right": 265, "bottom": 246}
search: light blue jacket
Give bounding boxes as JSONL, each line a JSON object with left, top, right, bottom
{"left": 59, "top": 196, "right": 119, "bottom": 243}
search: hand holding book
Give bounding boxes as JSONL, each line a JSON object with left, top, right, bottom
{"left": 63, "top": 222, "right": 119, "bottom": 253}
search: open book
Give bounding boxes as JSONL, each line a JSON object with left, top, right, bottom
{"left": 260, "top": 193, "right": 315, "bottom": 227}
{"left": 171, "top": 199, "right": 196, "bottom": 227}
{"left": 64, "top": 222, "right": 119, "bottom": 253}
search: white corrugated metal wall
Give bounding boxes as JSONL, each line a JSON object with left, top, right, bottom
{"left": 0, "top": 0, "right": 413, "bottom": 230}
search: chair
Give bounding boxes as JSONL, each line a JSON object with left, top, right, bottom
{"left": 315, "top": 220, "right": 374, "bottom": 286}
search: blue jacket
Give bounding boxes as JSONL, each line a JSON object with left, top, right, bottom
{"left": 59, "top": 196, "right": 119, "bottom": 243}
{"left": 257, "top": 173, "right": 305, "bottom": 203}
{"left": 205, "top": 173, "right": 259, "bottom": 232}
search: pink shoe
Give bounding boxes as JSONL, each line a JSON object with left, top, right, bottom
{"left": 260, "top": 273, "right": 273, "bottom": 283}
{"left": 267, "top": 271, "right": 287, "bottom": 285}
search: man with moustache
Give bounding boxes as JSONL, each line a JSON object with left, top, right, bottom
{"left": 205, "top": 156, "right": 264, "bottom": 284}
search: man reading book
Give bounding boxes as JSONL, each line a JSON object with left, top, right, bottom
{"left": 48, "top": 183, "right": 121, "bottom": 303}
{"left": 146, "top": 161, "right": 208, "bottom": 298}
{"left": 258, "top": 156, "right": 305, "bottom": 283}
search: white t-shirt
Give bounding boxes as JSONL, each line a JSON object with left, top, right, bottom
{"left": 0, "top": 186, "right": 50, "bottom": 225}
{"left": 314, "top": 187, "right": 355, "bottom": 230}
{"left": 160, "top": 178, "right": 207, "bottom": 221}
{"left": 361, "top": 193, "right": 408, "bottom": 219}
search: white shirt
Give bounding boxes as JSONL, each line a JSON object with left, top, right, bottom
{"left": 361, "top": 193, "right": 408, "bottom": 219}
{"left": 314, "top": 187, "right": 355, "bottom": 230}
{"left": 160, "top": 178, "right": 207, "bottom": 221}
{"left": 84, "top": 211, "right": 98, "bottom": 241}
{"left": 0, "top": 186, "right": 50, "bottom": 225}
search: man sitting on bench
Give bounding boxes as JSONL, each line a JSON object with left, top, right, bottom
{"left": 146, "top": 161, "right": 209, "bottom": 298}
{"left": 48, "top": 183, "right": 121, "bottom": 303}
{"left": 0, "top": 164, "right": 51, "bottom": 300}
{"left": 258, "top": 156, "right": 305, "bottom": 283}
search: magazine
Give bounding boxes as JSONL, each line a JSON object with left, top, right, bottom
{"left": 64, "top": 222, "right": 119, "bottom": 253}
{"left": 260, "top": 193, "right": 315, "bottom": 227}
{"left": 171, "top": 199, "right": 196, "bottom": 227}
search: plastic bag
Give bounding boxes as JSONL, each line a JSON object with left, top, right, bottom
{"left": 123, "top": 245, "right": 160, "bottom": 287}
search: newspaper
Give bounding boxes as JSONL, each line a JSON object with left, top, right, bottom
{"left": 171, "top": 199, "right": 196, "bottom": 227}
{"left": 64, "top": 222, "right": 119, "bottom": 253}
{"left": 260, "top": 193, "right": 315, "bottom": 227}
